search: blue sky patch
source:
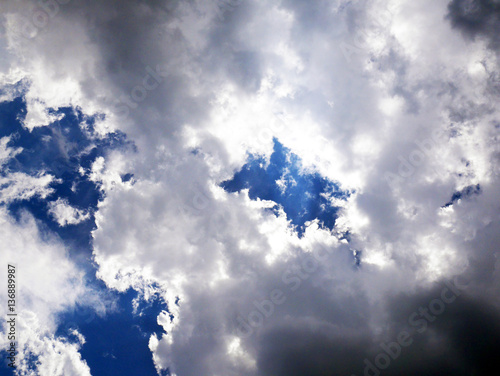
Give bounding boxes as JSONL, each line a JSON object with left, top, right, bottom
{"left": 0, "top": 95, "right": 132, "bottom": 255}
{"left": 0, "top": 93, "right": 167, "bottom": 376}
{"left": 55, "top": 288, "right": 167, "bottom": 376}
{"left": 221, "top": 138, "right": 351, "bottom": 237}
{"left": 442, "top": 184, "right": 481, "bottom": 208}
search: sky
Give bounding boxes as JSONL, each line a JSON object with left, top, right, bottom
{"left": 0, "top": 0, "right": 499, "bottom": 375}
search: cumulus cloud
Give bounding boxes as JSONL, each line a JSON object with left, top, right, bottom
{"left": 0, "top": 98, "right": 112, "bottom": 375}
{"left": 47, "top": 198, "right": 90, "bottom": 226}
{"left": 0, "top": 207, "right": 91, "bottom": 374}
{"left": 0, "top": 136, "right": 57, "bottom": 203}
{"left": 0, "top": 171, "right": 56, "bottom": 203}
{"left": 0, "top": 0, "right": 499, "bottom": 375}
{"left": 0, "top": 136, "right": 21, "bottom": 167}
{"left": 14, "top": 320, "right": 92, "bottom": 376}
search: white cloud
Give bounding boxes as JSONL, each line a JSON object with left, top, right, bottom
{"left": 0, "top": 136, "right": 22, "bottom": 167}
{"left": 0, "top": 207, "right": 91, "bottom": 376}
{"left": 47, "top": 198, "right": 90, "bottom": 226}
{"left": 0, "top": 136, "right": 57, "bottom": 204}
{"left": 0, "top": 137, "right": 107, "bottom": 375}
{"left": 0, "top": 171, "right": 56, "bottom": 203}
{"left": 87, "top": 0, "right": 499, "bottom": 372}
{"left": 14, "top": 318, "right": 92, "bottom": 376}
{"left": 23, "top": 98, "right": 65, "bottom": 130}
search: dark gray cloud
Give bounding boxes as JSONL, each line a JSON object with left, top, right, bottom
{"left": 257, "top": 281, "right": 500, "bottom": 376}
{"left": 382, "top": 284, "right": 500, "bottom": 376}
{"left": 447, "top": 0, "right": 500, "bottom": 50}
